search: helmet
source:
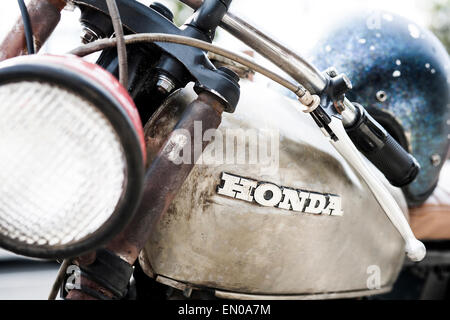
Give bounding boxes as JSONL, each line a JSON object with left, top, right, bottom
{"left": 308, "top": 10, "right": 450, "bottom": 207}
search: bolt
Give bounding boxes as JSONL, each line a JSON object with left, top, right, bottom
{"left": 81, "top": 27, "right": 99, "bottom": 44}
{"left": 156, "top": 74, "right": 176, "bottom": 95}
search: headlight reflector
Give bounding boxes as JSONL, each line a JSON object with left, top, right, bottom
{"left": 0, "top": 55, "right": 145, "bottom": 258}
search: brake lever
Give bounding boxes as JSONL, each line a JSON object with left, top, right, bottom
{"left": 306, "top": 100, "right": 426, "bottom": 261}
{"left": 327, "top": 116, "right": 426, "bottom": 261}
{"left": 295, "top": 67, "right": 425, "bottom": 261}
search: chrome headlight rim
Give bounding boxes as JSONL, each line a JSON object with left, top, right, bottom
{"left": 0, "top": 58, "right": 145, "bottom": 259}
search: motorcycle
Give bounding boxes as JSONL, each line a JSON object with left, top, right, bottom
{"left": 0, "top": 0, "right": 448, "bottom": 300}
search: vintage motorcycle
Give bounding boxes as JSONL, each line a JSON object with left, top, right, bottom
{"left": 0, "top": 0, "right": 449, "bottom": 300}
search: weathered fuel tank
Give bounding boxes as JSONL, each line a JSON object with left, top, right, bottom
{"left": 139, "top": 80, "right": 408, "bottom": 299}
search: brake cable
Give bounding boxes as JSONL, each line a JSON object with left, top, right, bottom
{"left": 48, "top": 259, "right": 71, "bottom": 300}
{"left": 17, "top": 0, "right": 35, "bottom": 54}
{"left": 69, "top": 33, "right": 320, "bottom": 109}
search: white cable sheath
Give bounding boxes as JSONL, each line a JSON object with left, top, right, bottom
{"left": 327, "top": 117, "right": 426, "bottom": 262}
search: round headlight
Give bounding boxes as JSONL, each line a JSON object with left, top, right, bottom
{"left": 0, "top": 55, "right": 145, "bottom": 259}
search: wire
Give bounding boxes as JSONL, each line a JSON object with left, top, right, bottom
{"left": 17, "top": 0, "right": 35, "bottom": 54}
{"left": 48, "top": 259, "right": 70, "bottom": 300}
{"left": 69, "top": 33, "right": 309, "bottom": 98}
{"left": 106, "top": 0, "right": 128, "bottom": 88}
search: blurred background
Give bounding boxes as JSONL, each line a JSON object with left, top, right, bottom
{"left": 0, "top": 0, "right": 448, "bottom": 300}
{"left": 0, "top": 0, "right": 449, "bottom": 53}
{"left": 0, "top": 0, "right": 449, "bottom": 61}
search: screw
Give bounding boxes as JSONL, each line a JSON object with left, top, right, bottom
{"left": 325, "top": 67, "right": 338, "bottom": 78}
{"left": 376, "top": 90, "right": 388, "bottom": 102}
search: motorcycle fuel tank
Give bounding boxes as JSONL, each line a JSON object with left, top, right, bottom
{"left": 139, "top": 80, "right": 408, "bottom": 299}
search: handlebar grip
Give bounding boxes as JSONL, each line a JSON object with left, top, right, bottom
{"left": 345, "top": 104, "right": 420, "bottom": 187}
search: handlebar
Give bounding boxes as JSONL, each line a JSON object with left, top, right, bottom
{"left": 180, "top": 0, "right": 328, "bottom": 94}
{"left": 345, "top": 103, "right": 420, "bottom": 187}
{"left": 180, "top": 0, "right": 419, "bottom": 187}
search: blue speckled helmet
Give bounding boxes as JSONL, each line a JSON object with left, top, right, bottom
{"left": 309, "top": 10, "right": 450, "bottom": 207}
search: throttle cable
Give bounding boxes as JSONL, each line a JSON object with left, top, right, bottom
{"left": 69, "top": 33, "right": 319, "bottom": 108}
{"left": 17, "top": 0, "right": 35, "bottom": 54}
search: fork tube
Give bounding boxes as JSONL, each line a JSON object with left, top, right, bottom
{"left": 66, "top": 91, "right": 226, "bottom": 300}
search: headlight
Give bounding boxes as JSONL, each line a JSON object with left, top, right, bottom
{"left": 0, "top": 55, "right": 145, "bottom": 259}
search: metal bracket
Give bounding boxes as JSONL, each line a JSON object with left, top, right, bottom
{"left": 73, "top": 0, "right": 240, "bottom": 112}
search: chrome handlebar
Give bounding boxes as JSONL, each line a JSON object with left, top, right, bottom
{"left": 180, "top": 0, "right": 358, "bottom": 124}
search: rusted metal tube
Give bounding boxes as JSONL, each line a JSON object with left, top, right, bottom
{"left": 66, "top": 91, "right": 226, "bottom": 300}
{"left": 107, "top": 91, "right": 224, "bottom": 263}
{"left": 0, "top": 0, "right": 66, "bottom": 61}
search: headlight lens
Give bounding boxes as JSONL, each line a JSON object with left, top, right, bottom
{"left": 0, "top": 55, "right": 145, "bottom": 258}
